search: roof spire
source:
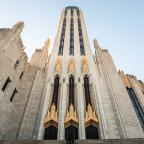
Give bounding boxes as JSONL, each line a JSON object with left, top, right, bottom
{"left": 11, "top": 21, "right": 24, "bottom": 35}
{"left": 44, "top": 38, "right": 50, "bottom": 50}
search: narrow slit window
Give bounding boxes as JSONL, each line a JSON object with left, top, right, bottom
{"left": 10, "top": 88, "right": 17, "bottom": 102}
{"left": 14, "top": 60, "right": 19, "bottom": 69}
{"left": 69, "top": 76, "right": 75, "bottom": 106}
{"left": 20, "top": 71, "right": 24, "bottom": 79}
{"left": 2, "top": 77, "right": 11, "bottom": 92}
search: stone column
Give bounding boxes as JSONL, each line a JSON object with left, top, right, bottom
{"left": 78, "top": 79, "right": 86, "bottom": 139}
{"left": 57, "top": 9, "right": 71, "bottom": 140}
{"left": 58, "top": 82, "right": 67, "bottom": 140}
{"left": 73, "top": 9, "right": 86, "bottom": 139}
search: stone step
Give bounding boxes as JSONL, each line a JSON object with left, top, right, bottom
{"left": 0, "top": 139, "right": 144, "bottom": 144}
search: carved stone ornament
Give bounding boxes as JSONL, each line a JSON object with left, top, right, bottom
{"left": 44, "top": 103, "right": 58, "bottom": 128}
{"left": 85, "top": 104, "right": 99, "bottom": 128}
{"left": 55, "top": 56, "right": 62, "bottom": 74}
{"left": 81, "top": 56, "right": 89, "bottom": 73}
{"left": 68, "top": 58, "right": 75, "bottom": 74}
{"left": 64, "top": 104, "right": 79, "bottom": 128}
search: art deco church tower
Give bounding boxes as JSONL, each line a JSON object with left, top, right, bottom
{"left": 38, "top": 6, "right": 144, "bottom": 141}
{"left": 0, "top": 6, "right": 144, "bottom": 143}
{"left": 42, "top": 6, "right": 100, "bottom": 140}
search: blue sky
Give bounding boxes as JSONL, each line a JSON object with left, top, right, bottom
{"left": 0, "top": 0, "right": 144, "bottom": 81}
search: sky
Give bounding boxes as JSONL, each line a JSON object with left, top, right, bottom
{"left": 0, "top": 0, "right": 144, "bottom": 81}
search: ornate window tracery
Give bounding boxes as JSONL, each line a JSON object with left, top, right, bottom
{"left": 83, "top": 76, "right": 99, "bottom": 139}
{"left": 44, "top": 76, "right": 60, "bottom": 140}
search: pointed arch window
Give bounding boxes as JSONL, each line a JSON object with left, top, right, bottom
{"left": 44, "top": 76, "right": 60, "bottom": 140}
{"left": 51, "top": 76, "right": 60, "bottom": 107}
{"left": 65, "top": 75, "right": 78, "bottom": 143}
{"left": 69, "top": 76, "right": 75, "bottom": 106}
{"left": 83, "top": 76, "right": 99, "bottom": 139}
{"left": 84, "top": 76, "right": 91, "bottom": 106}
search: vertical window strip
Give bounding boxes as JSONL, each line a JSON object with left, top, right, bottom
{"left": 51, "top": 76, "right": 60, "bottom": 109}
{"left": 77, "top": 16, "right": 85, "bottom": 55}
{"left": 58, "top": 15, "right": 67, "bottom": 55}
{"left": 84, "top": 76, "right": 92, "bottom": 107}
{"left": 69, "top": 10, "right": 74, "bottom": 55}
{"left": 69, "top": 76, "right": 75, "bottom": 106}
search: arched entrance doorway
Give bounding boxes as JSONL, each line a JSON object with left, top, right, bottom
{"left": 85, "top": 125, "right": 99, "bottom": 139}
{"left": 44, "top": 125, "right": 58, "bottom": 140}
{"left": 65, "top": 125, "right": 78, "bottom": 143}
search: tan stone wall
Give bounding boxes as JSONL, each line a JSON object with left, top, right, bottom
{"left": 0, "top": 22, "right": 49, "bottom": 140}
{"left": 0, "top": 22, "right": 28, "bottom": 139}
{"left": 17, "top": 39, "right": 49, "bottom": 140}
{"left": 94, "top": 40, "right": 144, "bottom": 138}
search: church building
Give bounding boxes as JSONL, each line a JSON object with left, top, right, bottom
{"left": 0, "top": 6, "right": 144, "bottom": 144}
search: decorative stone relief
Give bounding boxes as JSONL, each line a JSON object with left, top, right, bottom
{"left": 44, "top": 103, "right": 58, "bottom": 128}
{"left": 68, "top": 57, "right": 75, "bottom": 74}
{"left": 85, "top": 104, "right": 99, "bottom": 128}
{"left": 64, "top": 104, "right": 79, "bottom": 128}
{"left": 81, "top": 56, "right": 89, "bottom": 73}
{"left": 55, "top": 56, "right": 62, "bottom": 74}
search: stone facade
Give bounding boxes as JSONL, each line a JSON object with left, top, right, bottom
{"left": 119, "top": 71, "right": 144, "bottom": 130}
{"left": 0, "top": 22, "right": 50, "bottom": 140}
{"left": 0, "top": 6, "right": 144, "bottom": 143}
{"left": 0, "top": 22, "right": 28, "bottom": 139}
{"left": 1, "top": 139, "right": 144, "bottom": 144}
